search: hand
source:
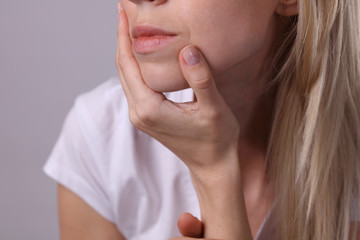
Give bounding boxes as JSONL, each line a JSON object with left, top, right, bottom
{"left": 116, "top": 3, "right": 240, "bottom": 181}
{"left": 177, "top": 213, "right": 203, "bottom": 238}
{"left": 170, "top": 213, "right": 209, "bottom": 240}
{"left": 116, "top": 4, "right": 252, "bottom": 240}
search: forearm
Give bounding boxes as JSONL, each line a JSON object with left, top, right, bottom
{"left": 189, "top": 151, "right": 253, "bottom": 240}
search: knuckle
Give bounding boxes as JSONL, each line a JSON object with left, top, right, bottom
{"left": 192, "top": 71, "right": 212, "bottom": 90}
{"left": 129, "top": 102, "right": 159, "bottom": 129}
{"left": 118, "top": 53, "right": 136, "bottom": 70}
{"left": 198, "top": 108, "right": 223, "bottom": 135}
{"left": 204, "top": 107, "right": 222, "bottom": 122}
{"left": 129, "top": 113, "right": 142, "bottom": 129}
{"left": 136, "top": 103, "right": 158, "bottom": 125}
{"left": 209, "top": 110, "right": 222, "bottom": 123}
{"left": 118, "top": 56, "right": 128, "bottom": 70}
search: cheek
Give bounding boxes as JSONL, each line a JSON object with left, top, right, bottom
{"left": 188, "top": 15, "right": 270, "bottom": 76}
{"left": 200, "top": 31, "right": 264, "bottom": 75}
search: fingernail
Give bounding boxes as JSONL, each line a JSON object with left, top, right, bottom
{"left": 182, "top": 46, "right": 201, "bottom": 66}
{"left": 117, "top": 2, "right": 123, "bottom": 14}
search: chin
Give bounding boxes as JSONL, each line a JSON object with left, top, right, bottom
{"left": 138, "top": 60, "right": 189, "bottom": 92}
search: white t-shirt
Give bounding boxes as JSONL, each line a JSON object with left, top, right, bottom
{"left": 43, "top": 77, "right": 358, "bottom": 240}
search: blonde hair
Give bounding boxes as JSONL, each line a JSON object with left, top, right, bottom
{"left": 268, "top": 0, "right": 360, "bottom": 239}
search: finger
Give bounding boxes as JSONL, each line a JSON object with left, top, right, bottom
{"left": 170, "top": 237, "right": 215, "bottom": 240}
{"left": 169, "top": 238, "right": 204, "bottom": 240}
{"left": 117, "top": 4, "right": 155, "bottom": 102}
{"left": 179, "top": 46, "right": 224, "bottom": 109}
{"left": 117, "top": 1, "right": 121, "bottom": 13}
{"left": 177, "top": 213, "right": 203, "bottom": 238}
{"left": 116, "top": 2, "right": 134, "bottom": 107}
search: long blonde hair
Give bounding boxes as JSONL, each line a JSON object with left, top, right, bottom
{"left": 268, "top": 0, "right": 360, "bottom": 239}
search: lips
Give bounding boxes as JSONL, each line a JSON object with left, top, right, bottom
{"left": 131, "top": 25, "right": 178, "bottom": 54}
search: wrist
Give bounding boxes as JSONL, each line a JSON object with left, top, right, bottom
{"left": 188, "top": 146, "right": 243, "bottom": 212}
{"left": 188, "top": 152, "right": 252, "bottom": 240}
{"left": 190, "top": 164, "right": 242, "bottom": 207}
{"left": 189, "top": 145, "right": 241, "bottom": 190}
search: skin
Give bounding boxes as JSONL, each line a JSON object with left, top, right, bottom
{"left": 58, "top": 0, "right": 360, "bottom": 239}
{"left": 63, "top": 0, "right": 292, "bottom": 238}
{"left": 117, "top": 0, "right": 297, "bottom": 238}
{"left": 58, "top": 184, "right": 126, "bottom": 240}
{"left": 123, "top": 0, "right": 282, "bottom": 93}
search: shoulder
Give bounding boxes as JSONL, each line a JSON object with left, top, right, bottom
{"left": 45, "top": 78, "right": 199, "bottom": 238}
{"left": 64, "top": 77, "right": 195, "bottom": 180}
{"left": 73, "top": 77, "right": 126, "bottom": 125}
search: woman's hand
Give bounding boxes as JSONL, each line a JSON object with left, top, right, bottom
{"left": 174, "top": 213, "right": 204, "bottom": 239}
{"left": 177, "top": 213, "right": 204, "bottom": 238}
{"left": 116, "top": 3, "right": 240, "bottom": 181}
{"left": 116, "top": 3, "right": 252, "bottom": 240}
{"left": 170, "top": 213, "right": 216, "bottom": 240}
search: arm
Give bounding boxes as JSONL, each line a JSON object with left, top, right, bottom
{"left": 171, "top": 157, "right": 251, "bottom": 240}
{"left": 58, "top": 184, "right": 126, "bottom": 240}
{"left": 189, "top": 163, "right": 252, "bottom": 240}
{"left": 116, "top": 5, "right": 252, "bottom": 239}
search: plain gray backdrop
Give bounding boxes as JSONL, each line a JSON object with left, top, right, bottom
{"left": 1, "top": 0, "right": 118, "bottom": 239}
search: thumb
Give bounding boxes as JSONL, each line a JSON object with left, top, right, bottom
{"left": 177, "top": 212, "right": 203, "bottom": 238}
{"left": 179, "top": 46, "right": 223, "bottom": 109}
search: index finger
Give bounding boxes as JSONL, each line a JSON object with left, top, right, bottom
{"left": 117, "top": 5, "right": 156, "bottom": 102}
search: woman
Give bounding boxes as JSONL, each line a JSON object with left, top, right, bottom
{"left": 45, "top": 0, "right": 360, "bottom": 239}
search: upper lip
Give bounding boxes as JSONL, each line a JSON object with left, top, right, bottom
{"left": 131, "top": 24, "right": 177, "bottom": 39}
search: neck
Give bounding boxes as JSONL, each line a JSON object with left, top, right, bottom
{"left": 218, "top": 70, "right": 275, "bottom": 171}
{"left": 215, "top": 66, "right": 277, "bottom": 207}
{"left": 217, "top": 50, "right": 276, "bottom": 160}
{"left": 213, "top": 21, "right": 279, "bottom": 191}
{"left": 213, "top": 13, "right": 284, "bottom": 183}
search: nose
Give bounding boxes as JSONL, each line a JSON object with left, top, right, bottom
{"left": 127, "top": 0, "right": 167, "bottom": 5}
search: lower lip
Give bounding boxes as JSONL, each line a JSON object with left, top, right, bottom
{"left": 132, "top": 36, "right": 177, "bottom": 54}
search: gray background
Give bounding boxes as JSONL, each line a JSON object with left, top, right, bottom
{"left": 0, "top": 0, "right": 118, "bottom": 239}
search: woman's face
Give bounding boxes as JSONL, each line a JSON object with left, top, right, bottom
{"left": 121, "top": 0, "right": 280, "bottom": 92}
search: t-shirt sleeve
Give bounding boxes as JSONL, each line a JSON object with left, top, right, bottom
{"left": 43, "top": 97, "right": 115, "bottom": 223}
